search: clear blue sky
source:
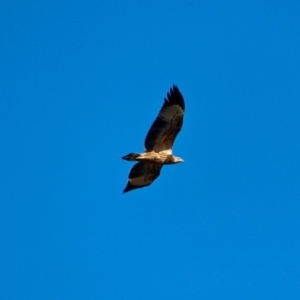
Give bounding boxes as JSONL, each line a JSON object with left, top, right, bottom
{"left": 1, "top": 0, "right": 300, "bottom": 299}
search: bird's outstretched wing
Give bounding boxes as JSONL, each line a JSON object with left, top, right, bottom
{"left": 144, "top": 85, "right": 185, "bottom": 154}
{"left": 123, "top": 162, "right": 163, "bottom": 193}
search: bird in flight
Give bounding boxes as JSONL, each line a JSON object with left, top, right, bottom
{"left": 122, "top": 85, "right": 185, "bottom": 193}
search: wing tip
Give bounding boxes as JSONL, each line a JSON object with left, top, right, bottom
{"left": 122, "top": 184, "right": 145, "bottom": 194}
{"left": 122, "top": 184, "right": 132, "bottom": 194}
{"left": 165, "top": 85, "right": 185, "bottom": 110}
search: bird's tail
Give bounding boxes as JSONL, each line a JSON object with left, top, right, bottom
{"left": 122, "top": 153, "right": 140, "bottom": 161}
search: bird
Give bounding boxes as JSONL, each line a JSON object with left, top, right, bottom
{"left": 122, "top": 85, "right": 185, "bottom": 193}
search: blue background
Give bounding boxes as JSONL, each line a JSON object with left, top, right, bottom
{"left": 1, "top": 0, "right": 300, "bottom": 299}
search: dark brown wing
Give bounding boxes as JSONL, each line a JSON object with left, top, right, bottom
{"left": 123, "top": 162, "right": 163, "bottom": 193}
{"left": 144, "top": 85, "right": 185, "bottom": 154}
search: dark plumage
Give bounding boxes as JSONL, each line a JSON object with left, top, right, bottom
{"left": 123, "top": 162, "right": 163, "bottom": 193}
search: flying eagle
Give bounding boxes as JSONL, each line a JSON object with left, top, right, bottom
{"left": 122, "top": 85, "right": 185, "bottom": 193}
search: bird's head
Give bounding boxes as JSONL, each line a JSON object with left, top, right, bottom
{"left": 173, "top": 156, "right": 184, "bottom": 163}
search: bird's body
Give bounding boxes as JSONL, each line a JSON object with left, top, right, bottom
{"left": 122, "top": 151, "right": 183, "bottom": 164}
{"left": 122, "top": 85, "right": 185, "bottom": 193}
